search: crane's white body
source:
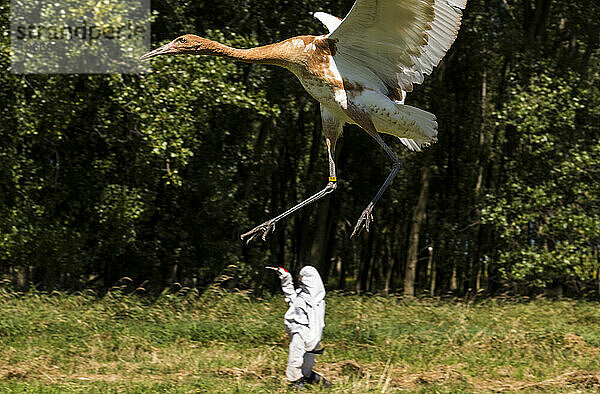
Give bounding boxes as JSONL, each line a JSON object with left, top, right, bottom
{"left": 287, "top": 36, "right": 438, "bottom": 151}
{"left": 302, "top": 0, "right": 468, "bottom": 151}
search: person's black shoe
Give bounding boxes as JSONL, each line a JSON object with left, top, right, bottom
{"left": 290, "top": 376, "right": 307, "bottom": 389}
{"left": 308, "top": 372, "right": 333, "bottom": 387}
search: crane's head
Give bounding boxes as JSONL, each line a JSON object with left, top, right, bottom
{"left": 140, "top": 34, "right": 213, "bottom": 60}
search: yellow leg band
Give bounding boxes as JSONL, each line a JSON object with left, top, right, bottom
{"left": 329, "top": 177, "right": 337, "bottom": 182}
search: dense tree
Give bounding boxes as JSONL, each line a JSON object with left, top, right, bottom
{"left": 0, "top": 0, "right": 598, "bottom": 296}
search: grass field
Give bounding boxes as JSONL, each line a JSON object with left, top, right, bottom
{"left": 1, "top": 286, "right": 599, "bottom": 393}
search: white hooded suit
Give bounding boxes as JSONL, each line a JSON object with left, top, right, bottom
{"left": 278, "top": 266, "right": 326, "bottom": 382}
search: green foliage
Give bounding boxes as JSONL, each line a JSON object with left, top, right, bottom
{"left": 483, "top": 64, "right": 600, "bottom": 287}
{"left": 0, "top": 0, "right": 599, "bottom": 295}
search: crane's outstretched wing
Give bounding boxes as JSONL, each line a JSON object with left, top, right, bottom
{"left": 328, "top": 0, "right": 467, "bottom": 94}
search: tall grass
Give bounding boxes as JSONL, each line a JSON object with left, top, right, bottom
{"left": 1, "top": 288, "right": 599, "bottom": 392}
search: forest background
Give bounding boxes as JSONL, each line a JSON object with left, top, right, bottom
{"left": 1, "top": 0, "right": 599, "bottom": 298}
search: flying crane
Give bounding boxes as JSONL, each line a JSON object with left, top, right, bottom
{"left": 141, "top": 0, "right": 468, "bottom": 243}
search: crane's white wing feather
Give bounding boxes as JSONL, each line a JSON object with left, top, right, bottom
{"left": 328, "top": 0, "right": 467, "bottom": 93}
{"left": 313, "top": 12, "right": 343, "bottom": 33}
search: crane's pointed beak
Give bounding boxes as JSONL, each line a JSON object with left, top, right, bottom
{"left": 140, "top": 42, "right": 175, "bottom": 60}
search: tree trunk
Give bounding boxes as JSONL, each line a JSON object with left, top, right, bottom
{"left": 336, "top": 257, "right": 346, "bottom": 291}
{"left": 356, "top": 231, "right": 374, "bottom": 294}
{"left": 450, "top": 262, "right": 458, "bottom": 293}
{"left": 429, "top": 257, "right": 436, "bottom": 296}
{"left": 425, "top": 243, "right": 435, "bottom": 296}
{"left": 383, "top": 236, "right": 395, "bottom": 295}
{"left": 474, "top": 40, "right": 488, "bottom": 293}
{"left": 404, "top": 166, "right": 430, "bottom": 298}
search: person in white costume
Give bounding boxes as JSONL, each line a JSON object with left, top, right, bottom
{"left": 267, "top": 265, "right": 332, "bottom": 387}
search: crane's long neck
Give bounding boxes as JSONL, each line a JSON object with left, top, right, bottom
{"left": 197, "top": 38, "right": 296, "bottom": 68}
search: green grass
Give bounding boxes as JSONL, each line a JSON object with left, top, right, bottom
{"left": 1, "top": 287, "right": 599, "bottom": 393}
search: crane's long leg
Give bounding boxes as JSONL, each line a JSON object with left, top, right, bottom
{"left": 351, "top": 133, "right": 402, "bottom": 238}
{"left": 240, "top": 139, "right": 338, "bottom": 244}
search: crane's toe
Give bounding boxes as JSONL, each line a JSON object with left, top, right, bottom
{"left": 351, "top": 202, "right": 375, "bottom": 239}
{"left": 241, "top": 219, "right": 277, "bottom": 244}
